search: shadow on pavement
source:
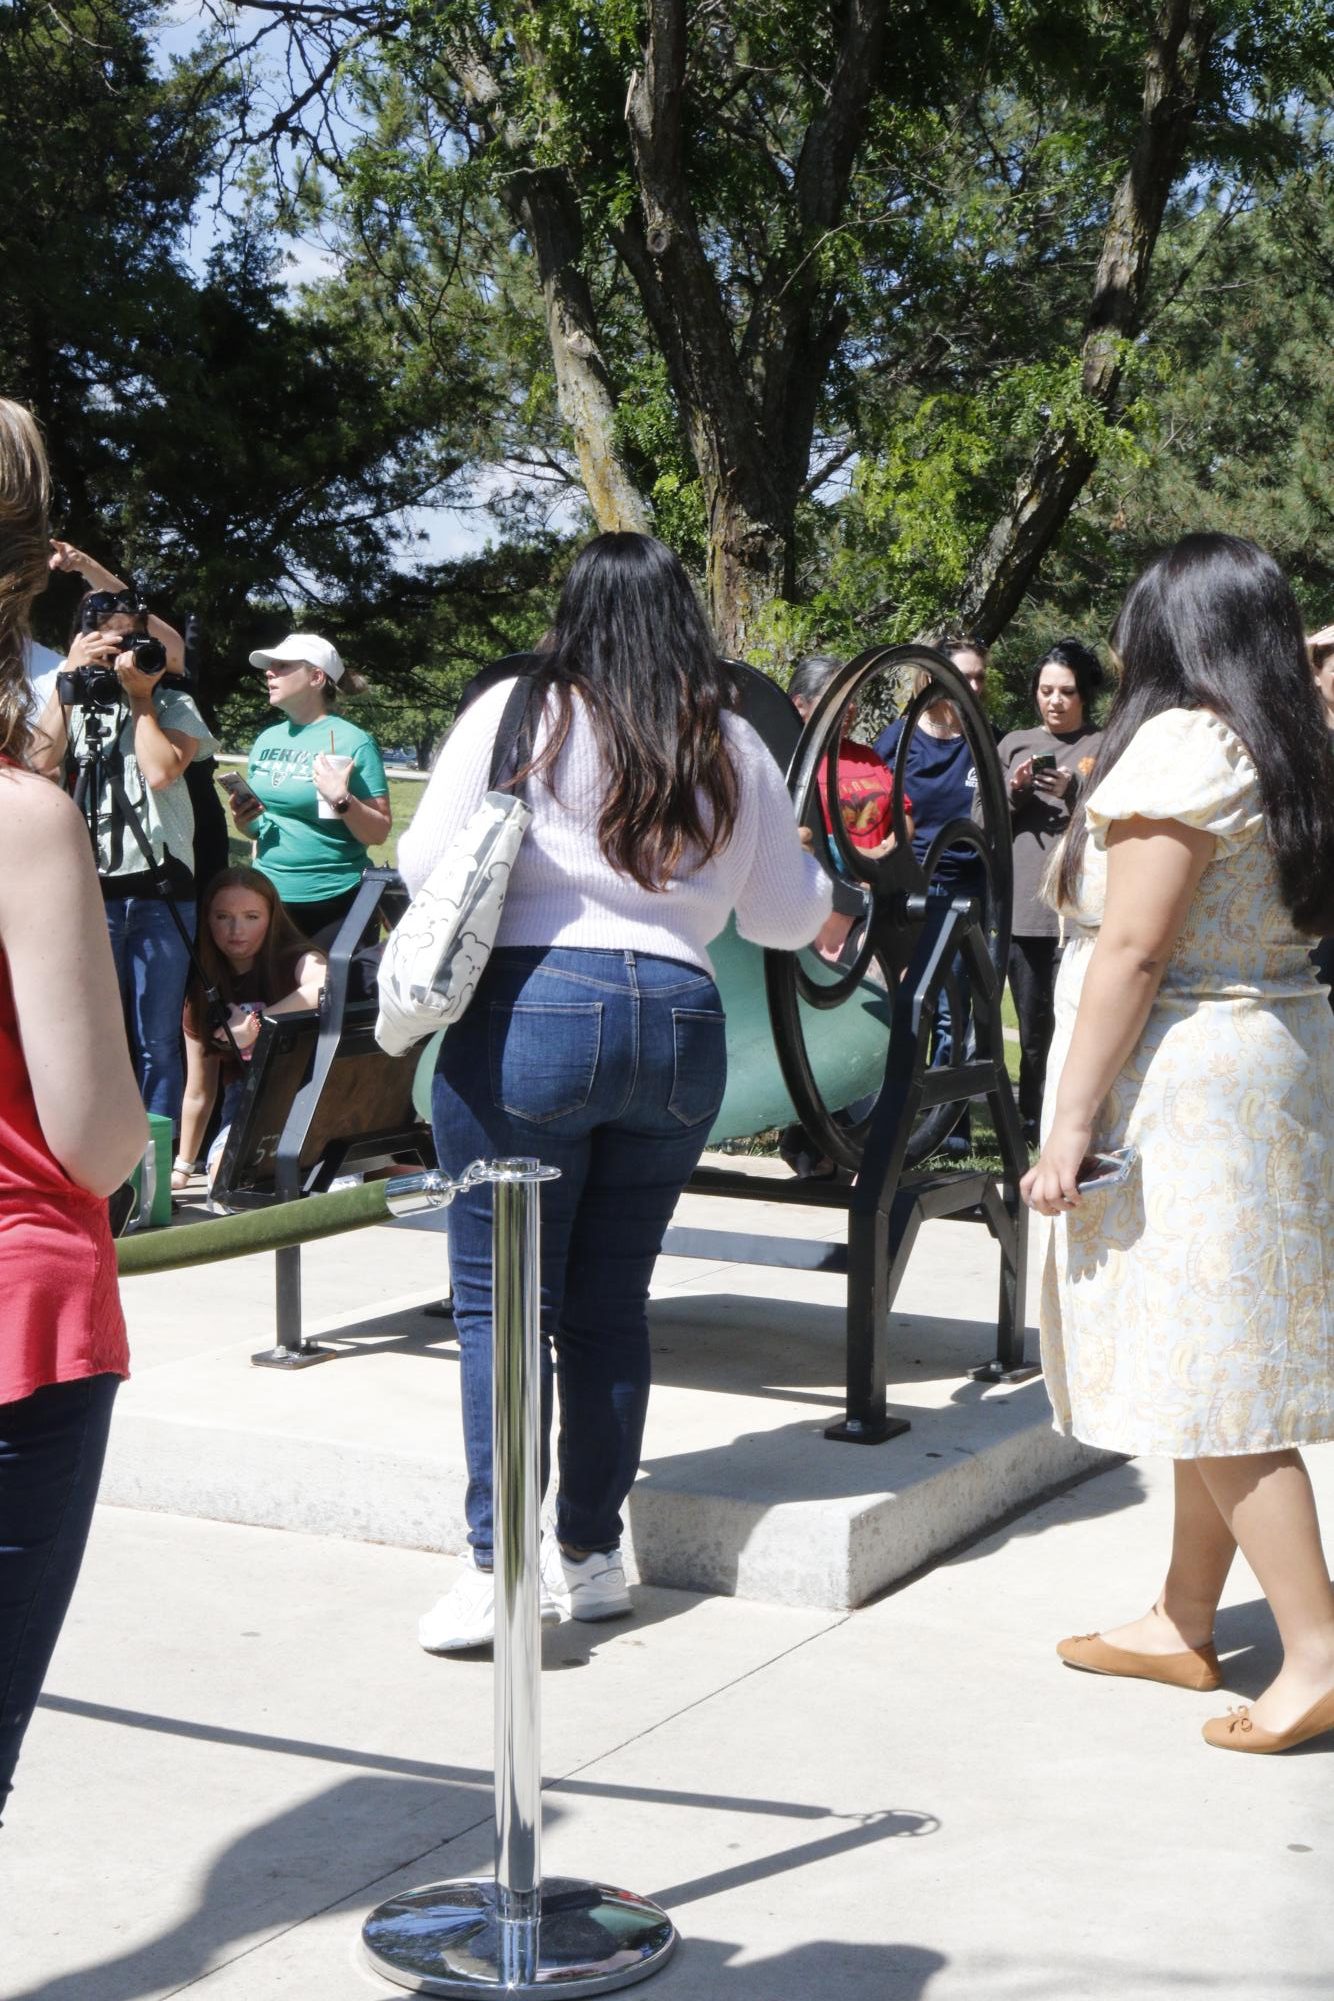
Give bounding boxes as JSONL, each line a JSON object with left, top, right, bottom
{"left": 2, "top": 1771, "right": 494, "bottom": 2001}
{"left": 648, "top": 1292, "right": 1007, "bottom": 1402}
{"left": 649, "top": 1805, "right": 939, "bottom": 1910}
{"left": 657, "top": 1936, "right": 948, "bottom": 1999}
{"left": 21, "top": 1702, "right": 928, "bottom": 2001}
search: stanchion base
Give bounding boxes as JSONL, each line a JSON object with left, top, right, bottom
{"left": 250, "top": 1343, "right": 336, "bottom": 1370}
{"left": 969, "top": 1360, "right": 1041, "bottom": 1386}
{"left": 363, "top": 1875, "right": 677, "bottom": 1996}
{"left": 824, "top": 1412, "right": 911, "bottom": 1444}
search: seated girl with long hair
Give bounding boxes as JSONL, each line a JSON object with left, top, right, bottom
{"left": 173, "top": 867, "right": 326, "bottom": 1191}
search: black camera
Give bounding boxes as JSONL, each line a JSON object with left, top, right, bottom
{"left": 56, "top": 588, "right": 172, "bottom": 707}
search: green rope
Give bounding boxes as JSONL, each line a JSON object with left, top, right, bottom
{"left": 115, "top": 1179, "right": 395, "bottom": 1275}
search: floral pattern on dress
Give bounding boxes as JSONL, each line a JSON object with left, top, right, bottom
{"left": 1039, "top": 708, "right": 1334, "bottom": 1457}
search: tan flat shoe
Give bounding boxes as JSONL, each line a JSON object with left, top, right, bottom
{"left": 1203, "top": 1688, "right": 1334, "bottom": 1754}
{"left": 1057, "top": 1631, "right": 1222, "bottom": 1691}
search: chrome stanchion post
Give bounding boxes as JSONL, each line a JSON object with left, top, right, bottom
{"left": 491, "top": 1165, "right": 542, "bottom": 1982}
{"left": 364, "top": 1158, "right": 678, "bottom": 1997}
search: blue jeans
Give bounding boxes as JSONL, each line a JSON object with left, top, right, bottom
{"left": 432, "top": 948, "right": 727, "bottom": 1564}
{"left": 104, "top": 894, "right": 196, "bottom": 1126}
{"left": 0, "top": 1374, "right": 119, "bottom": 1822}
{"left": 928, "top": 884, "right": 980, "bottom": 1148}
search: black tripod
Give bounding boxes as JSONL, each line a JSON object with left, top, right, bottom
{"left": 69, "top": 699, "right": 239, "bottom": 1061}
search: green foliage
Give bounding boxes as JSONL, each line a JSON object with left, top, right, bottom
{"left": 2, "top": 0, "right": 566, "bottom": 734}
{"left": 7, "top": 0, "right": 1334, "bottom": 751}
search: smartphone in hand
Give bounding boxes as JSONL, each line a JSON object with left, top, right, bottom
{"left": 1075, "top": 1145, "right": 1137, "bottom": 1195}
{"left": 219, "top": 770, "right": 261, "bottom": 816}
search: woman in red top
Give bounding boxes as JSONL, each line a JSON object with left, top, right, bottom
{"left": 0, "top": 401, "right": 145, "bottom": 1820}
{"left": 788, "top": 653, "right": 912, "bottom": 859}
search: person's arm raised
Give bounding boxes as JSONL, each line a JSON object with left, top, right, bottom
{"left": 49, "top": 540, "right": 185, "bottom": 673}
{"left": 118, "top": 663, "right": 197, "bottom": 789}
{"left": 0, "top": 771, "right": 146, "bottom": 1194}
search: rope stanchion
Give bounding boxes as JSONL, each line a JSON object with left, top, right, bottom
{"left": 114, "top": 1167, "right": 484, "bottom": 1278}
{"left": 114, "top": 1178, "right": 394, "bottom": 1276}
{"left": 117, "top": 1169, "right": 478, "bottom": 1367}
{"left": 362, "top": 1158, "right": 679, "bottom": 1997}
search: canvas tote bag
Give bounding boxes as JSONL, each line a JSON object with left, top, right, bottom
{"left": 374, "top": 678, "right": 538, "bottom": 1057}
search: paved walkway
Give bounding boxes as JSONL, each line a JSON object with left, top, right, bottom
{"left": 3, "top": 1448, "right": 1330, "bottom": 2000}
{"left": 100, "top": 1168, "right": 1104, "bottom": 1608}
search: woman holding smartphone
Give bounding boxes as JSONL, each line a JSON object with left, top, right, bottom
{"left": 228, "top": 635, "right": 391, "bottom": 948}
{"left": 1025, "top": 535, "right": 1334, "bottom": 1756}
{"left": 0, "top": 402, "right": 146, "bottom": 1818}
{"left": 996, "top": 640, "right": 1103, "bottom": 1143}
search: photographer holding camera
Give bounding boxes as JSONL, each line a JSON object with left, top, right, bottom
{"left": 33, "top": 545, "right": 217, "bottom": 1130}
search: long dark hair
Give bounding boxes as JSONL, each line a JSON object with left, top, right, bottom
{"left": 522, "top": 533, "right": 739, "bottom": 891}
{"left": 1057, "top": 535, "right": 1334, "bottom": 933}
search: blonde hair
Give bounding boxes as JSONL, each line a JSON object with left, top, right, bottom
{"left": 0, "top": 400, "right": 52, "bottom": 764}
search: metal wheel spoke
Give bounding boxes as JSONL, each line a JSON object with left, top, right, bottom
{"left": 765, "top": 643, "right": 1013, "bottom": 1174}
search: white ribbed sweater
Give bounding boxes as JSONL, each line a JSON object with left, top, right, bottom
{"left": 396, "top": 679, "right": 832, "bottom": 972}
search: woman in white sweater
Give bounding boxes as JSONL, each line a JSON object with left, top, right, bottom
{"left": 398, "top": 533, "right": 832, "bottom": 1651}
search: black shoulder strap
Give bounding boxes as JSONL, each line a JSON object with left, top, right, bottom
{"left": 488, "top": 674, "right": 541, "bottom": 793}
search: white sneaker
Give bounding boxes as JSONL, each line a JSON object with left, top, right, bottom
{"left": 541, "top": 1536, "right": 632, "bottom": 1622}
{"left": 418, "top": 1559, "right": 561, "bottom": 1654}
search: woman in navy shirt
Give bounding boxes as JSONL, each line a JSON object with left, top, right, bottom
{"left": 875, "top": 635, "right": 992, "bottom": 1153}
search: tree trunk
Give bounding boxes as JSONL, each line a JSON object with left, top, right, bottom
{"left": 452, "top": 33, "right": 651, "bottom": 536}
{"left": 507, "top": 168, "right": 652, "bottom": 534}
{"left": 957, "top": 0, "right": 1217, "bottom": 640}
{"left": 706, "top": 490, "right": 790, "bottom": 657}
{"left": 621, "top": 0, "right": 799, "bottom": 646}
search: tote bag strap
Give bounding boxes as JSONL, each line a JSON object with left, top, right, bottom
{"left": 488, "top": 674, "right": 542, "bottom": 796}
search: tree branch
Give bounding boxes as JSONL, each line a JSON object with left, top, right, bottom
{"left": 449, "top": 31, "right": 650, "bottom": 533}
{"left": 957, "top": 0, "right": 1218, "bottom": 641}
{"left": 623, "top": 0, "right": 790, "bottom": 636}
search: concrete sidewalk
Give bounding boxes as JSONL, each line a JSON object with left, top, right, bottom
{"left": 99, "top": 1164, "right": 1108, "bottom": 1609}
{"left": 3, "top": 1448, "right": 1330, "bottom": 2001}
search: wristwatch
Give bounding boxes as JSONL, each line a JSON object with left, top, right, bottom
{"left": 332, "top": 795, "right": 352, "bottom": 815}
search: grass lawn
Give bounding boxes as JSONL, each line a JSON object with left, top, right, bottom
{"left": 217, "top": 767, "right": 426, "bottom": 871}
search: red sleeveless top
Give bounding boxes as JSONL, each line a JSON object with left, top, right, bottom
{"left": 0, "top": 832, "right": 128, "bottom": 1405}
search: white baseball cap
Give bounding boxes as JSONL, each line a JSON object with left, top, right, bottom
{"left": 249, "top": 633, "right": 344, "bottom": 682}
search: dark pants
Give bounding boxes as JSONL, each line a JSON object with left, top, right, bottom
{"left": 104, "top": 894, "right": 196, "bottom": 1127}
{"left": 282, "top": 887, "right": 361, "bottom": 950}
{"left": 432, "top": 947, "right": 727, "bottom": 1564}
{"left": 927, "top": 875, "right": 986, "bottom": 1153}
{"left": 1008, "top": 935, "right": 1061, "bottom": 1136}
{"left": 0, "top": 1374, "right": 119, "bottom": 1822}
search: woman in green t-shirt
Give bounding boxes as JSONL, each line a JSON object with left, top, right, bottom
{"left": 229, "top": 633, "right": 391, "bottom": 946}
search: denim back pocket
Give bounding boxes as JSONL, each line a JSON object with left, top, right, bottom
{"left": 489, "top": 1002, "right": 603, "bottom": 1123}
{"left": 667, "top": 1008, "right": 728, "bottom": 1128}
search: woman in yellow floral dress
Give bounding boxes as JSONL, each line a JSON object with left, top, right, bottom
{"left": 1024, "top": 534, "right": 1334, "bottom": 1756}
